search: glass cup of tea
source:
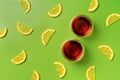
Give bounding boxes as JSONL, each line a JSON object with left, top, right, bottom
{"left": 62, "top": 40, "right": 85, "bottom": 62}
{"left": 71, "top": 15, "right": 93, "bottom": 37}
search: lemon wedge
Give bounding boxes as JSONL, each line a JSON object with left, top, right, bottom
{"left": 98, "top": 45, "right": 114, "bottom": 61}
{"left": 86, "top": 66, "right": 95, "bottom": 80}
{"left": 48, "top": 3, "right": 62, "bottom": 18}
{"left": 11, "top": 50, "right": 27, "bottom": 64}
{"left": 54, "top": 62, "right": 66, "bottom": 78}
{"left": 41, "top": 29, "right": 55, "bottom": 46}
{"left": 31, "top": 71, "right": 40, "bottom": 80}
{"left": 106, "top": 13, "right": 120, "bottom": 27}
{"left": 17, "top": 22, "right": 33, "bottom": 35}
{"left": 88, "top": 0, "right": 99, "bottom": 12}
{"left": 0, "top": 28, "right": 7, "bottom": 38}
{"left": 19, "top": 0, "right": 31, "bottom": 14}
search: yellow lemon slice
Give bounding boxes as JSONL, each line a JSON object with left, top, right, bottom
{"left": 41, "top": 29, "right": 55, "bottom": 46}
{"left": 19, "top": 0, "right": 31, "bottom": 14}
{"left": 0, "top": 28, "right": 7, "bottom": 38}
{"left": 17, "top": 22, "right": 33, "bottom": 35}
{"left": 88, "top": 0, "right": 99, "bottom": 12}
{"left": 11, "top": 50, "right": 27, "bottom": 64}
{"left": 48, "top": 3, "right": 62, "bottom": 18}
{"left": 98, "top": 45, "right": 114, "bottom": 61}
{"left": 106, "top": 13, "right": 120, "bottom": 27}
{"left": 31, "top": 71, "right": 40, "bottom": 80}
{"left": 54, "top": 62, "right": 66, "bottom": 78}
{"left": 86, "top": 66, "right": 95, "bottom": 80}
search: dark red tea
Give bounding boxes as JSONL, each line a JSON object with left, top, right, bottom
{"left": 62, "top": 40, "right": 84, "bottom": 62}
{"left": 71, "top": 15, "right": 93, "bottom": 36}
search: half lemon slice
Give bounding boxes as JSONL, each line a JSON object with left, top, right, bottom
{"left": 19, "top": 0, "right": 31, "bottom": 14}
{"left": 0, "top": 28, "right": 7, "bottom": 38}
{"left": 17, "top": 22, "right": 33, "bottom": 35}
{"left": 98, "top": 45, "right": 114, "bottom": 61}
{"left": 41, "top": 29, "right": 55, "bottom": 46}
{"left": 31, "top": 71, "right": 40, "bottom": 80}
{"left": 86, "top": 66, "right": 95, "bottom": 80}
{"left": 48, "top": 3, "right": 62, "bottom": 18}
{"left": 88, "top": 0, "right": 99, "bottom": 12}
{"left": 106, "top": 13, "right": 120, "bottom": 27}
{"left": 11, "top": 50, "right": 27, "bottom": 64}
{"left": 54, "top": 62, "right": 66, "bottom": 78}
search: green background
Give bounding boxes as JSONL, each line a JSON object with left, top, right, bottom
{"left": 0, "top": 0, "right": 120, "bottom": 80}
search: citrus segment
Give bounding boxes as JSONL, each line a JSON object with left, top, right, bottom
{"left": 11, "top": 50, "right": 27, "bottom": 64}
{"left": 17, "top": 22, "right": 33, "bottom": 35}
{"left": 19, "top": 0, "right": 31, "bottom": 14}
{"left": 98, "top": 45, "right": 114, "bottom": 61}
{"left": 88, "top": 0, "right": 99, "bottom": 12}
{"left": 41, "top": 29, "right": 55, "bottom": 46}
{"left": 0, "top": 28, "right": 7, "bottom": 38}
{"left": 48, "top": 3, "right": 62, "bottom": 18}
{"left": 54, "top": 62, "right": 66, "bottom": 78}
{"left": 106, "top": 13, "right": 120, "bottom": 27}
{"left": 31, "top": 71, "right": 40, "bottom": 80}
{"left": 86, "top": 66, "right": 95, "bottom": 80}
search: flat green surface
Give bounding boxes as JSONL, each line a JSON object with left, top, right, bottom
{"left": 0, "top": 0, "right": 120, "bottom": 80}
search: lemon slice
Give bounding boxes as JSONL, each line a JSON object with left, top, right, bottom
{"left": 11, "top": 50, "right": 27, "bottom": 64}
{"left": 88, "top": 0, "right": 99, "bottom": 12}
{"left": 19, "top": 0, "right": 31, "bottom": 14}
{"left": 98, "top": 45, "right": 114, "bottom": 61}
{"left": 86, "top": 66, "right": 95, "bottom": 80}
{"left": 106, "top": 13, "right": 120, "bottom": 27}
{"left": 0, "top": 28, "right": 7, "bottom": 38}
{"left": 48, "top": 3, "right": 62, "bottom": 18}
{"left": 54, "top": 62, "right": 66, "bottom": 78}
{"left": 31, "top": 71, "right": 40, "bottom": 80}
{"left": 41, "top": 29, "right": 55, "bottom": 46}
{"left": 17, "top": 22, "right": 33, "bottom": 35}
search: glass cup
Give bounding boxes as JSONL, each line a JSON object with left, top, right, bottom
{"left": 62, "top": 40, "right": 85, "bottom": 62}
{"left": 71, "top": 15, "right": 93, "bottom": 37}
